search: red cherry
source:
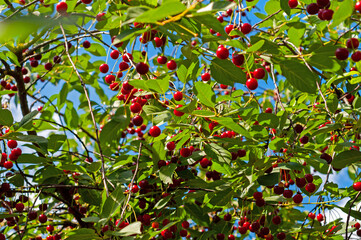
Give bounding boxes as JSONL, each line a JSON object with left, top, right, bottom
{"left": 305, "top": 182, "right": 316, "bottom": 193}
{"left": 306, "top": 3, "right": 319, "bottom": 15}
{"left": 335, "top": 48, "right": 349, "bottom": 60}
{"left": 109, "top": 82, "right": 119, "bottom": 91}
{"left": 149, "top": 126, "right": 161, "bottom": 137}
{"left": 166, "top": 141, "right": 176, "bottom": 151}
{"left": 119, "top": 62, "right": 129, "bottom": 71}
{"left": 246, "top": 78, "right": 258, "bottom": 90}
{"left": 356, "top": 2, "right": 361, "bottom": 12}
{"left": 308, "top": 212, "right": 315, "bottom": 219}
{"left": 56, "top": 2, "right": 68, "bottom": 14}
{"left": 253, "top": 192, "right": 263, "bottom": 200}
{"left": 182, "top": 220, "right": 189, "bottom": 229}
{"left": 180, "top": 229, "right": 187, "bottom": 237}
{"left": 131, "top": 185, "right": 139, "bottom": 193}
{"left": 15, "top": 202, "right": 24, "bottom": 212}
{"left": 104, "top": 75, "right": 115, "bottom": 84}
{"left": 277, "top": 232, "right": 286, "bottom": 240}
{"left": 293, "top": 193, "right": 303, "bottom": 204}
{"left": 174, "top": 91, "right": 183, "bottom": 101}
{"left": 253, "top": 68, "right": 265, "bottom": 79}
{"left": 283, "top": 189, "right": 293, "bottom": 198}
{"left": 154, "top": 37, "right": 163, "bottom": 47}
{"left": 299, "top": 135, "right": 309, "bottom": 144}
{"left": 232, "top": 53, "right": 245, "bottom": 66}
{"left": 317, "top": 0, "right": 329, "bottom": 7}
{"left": 110, "top": 50, "right": 119, "bottom": 59}
{"left": 322, "top": 9, "right": 333, "bottom": 20}
{"left": 201, "top": 72, "right": 211, "bottom": 81}
{"left": 241, "top": 23, "right": 252, "bottom": 34}
{"left": 272, "top": 215, "right": 281, "bottom": 225}
{"left": 216, "top": 233, "right": 225, "bottom": 240}
{"left": 7, "top": 140, "right": 17, "bottom": 149}
{"left": 316, "top": 213, "right": 323, "bottom": 222}
{"left": 99, "top": 63, "right": 109, "bottom": 73}
{"left": 132, "top": 115, "right": 143, "bottom": 126}
{"left": 167, "top": 60, "right": 177, "bottom": 70}
{"left": 130, "top": 102, "right": 142, "bottom": 113}
{"left": 225, "top": 25, "right": 234, "bottom": 35}
{"left": 216, "top": 47, "right": 229, "bottom": 59}
{"left": 180, "top": 147, "right": 192, "bottom": 157}
{"left": 39, "top": 214, "right": 47, "bottom": 223}
{"left": 288, "top": 0, "right": 298, "bottom": 8}
{"left": 121, "top": 53, "right": 133, "bottom": 63}
{"left": 352, "top": 51, "right": 361, "bottom": 62}
{"left": 305, "top": 174, "right": 313, "bottom": 183}
{"left": 135, "top": 62, "right": 149, "bottom": 75}
{"left": 157, "top": 56, "right": 167, "bottom": 64}
{"left": 46, "top": 225, "right": 54, "bottom": 232}
{"left": 355, "top": 222, "right": 360, "bottom": 229}
{"left": 353, "top": 182, "right": 361, "bottom": 191}
{"left": 174, "top": 105, "right": 184, "bottom": 117}
{"left": 82, "top": 40, "right": 91, "bottom": 48}
{"left": 357, "top": 229, "right": 361, "bottom": 237}
{"left": 265, "top": 107, "right": 272, "bottom": 113}
{"left": 217, "top": 16, "right": 224, "bottom": 23}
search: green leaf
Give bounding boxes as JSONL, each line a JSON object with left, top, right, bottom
{"left": 210, "top": 58, "right": 247, "bottom": 85}
{"left": 257, "top": 173, "right": 280, "bottom": 186}
{"left": 159, "top": 163, "right": 177, "bottom": 184}
{"left": 330, "top": 0, "right": 353, "bottom": 28}
{"left": 280, "top": 0, "right": 291, "bottom": 15}
{"left": 79, "top": 188, "right": 101, "bottom": 206}
{"left": 279, "top": 59, "right": 317, "bottom": 94}
{"left": 16, "top": 154, "right": 49, "bottom": 164}
{"left": 17, "top": 110, "right": 38, "bottom": 129}
{"left": 85, "top": 43, "right": 107, "bottom": 56}
{"left": 101, "top": 185, "right": 125, "bottom": 219}
{"left": 0, "top": 109, "right": 13, "bottom": 126}
{"left": 194, "top": 82, "right": 215, "bottom": 108}
{"left": 212, "top": 117, "right": 252, "bottom": 139}
{"left": 332, "top": 150, "right": 361, "bottom": 169}
{"left": 135, "top": 0, "right": 186, "bottom": 23}
{"left": 66, "top": 229, "right": 101, "bottom": 240}
{"left": 146, "top": 75, "right": 170, "bottom": 93}
{"left": 204, "top": 142, "right": 231, "bottom": 164}
{"left": 247, "top": 40, "right": 265, "bottom": 53}
{"left": 113, "top": 222, "right": 142, "bottom": 236}
{"left": 154, "top": 195, "right": 172, "bottom": 209}
{"left": 81, "top": 217, "right": 100, "bottom": 223}
{"left": 197, "top": 1, "right": 236, "bottom": 13}
{"left": 58, "top": 83, "right": 69, "bottom": 108}
{"left": 113, "top": 28, "right": 147, "bottom": 44}
{"left": 48, "top": 134, "right": 66, "bottom": 153}
{"left": 184, "top": 203, "right": 210, "bottom": 227}
{"left": 258, "top": 113, "right": 279, "bottom": 128}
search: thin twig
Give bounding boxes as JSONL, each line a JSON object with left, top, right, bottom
{"left": 1, "top": 0, "right": 41, "bottom": 22}
{"left": 117, "top": 142, "right": 143, "bottom": 227}
{"left": 253, "top": 9, "right": 281, "bottom": 28}
{"left": 346, "top": 191, "right": 361, "bottom": 240}
{"left": 60, "top": 23, "right": 109, "bottom": 197}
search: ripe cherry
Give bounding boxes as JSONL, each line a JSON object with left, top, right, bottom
{"left": 241, "top": 23, "right": 252, "bottom": 34}
{"left": 81, "top": 0, "right": 92, "bottom": 3}
{"left": 174, "top": 91, "right": 183, "bottom": 101}
{"left": 135, "top": 62, "right": 149, "bottom": 75}
{"left": 232, "top": 53, "right": 245, "bottom": 66}
{"left": 288, "top": 0, "right": 298, "bottom": 8}
{"left": 56, "top": 2, "right": 68, "bottom": 14}
{"left": 39, "top": 214, "right": 47, "bottom": 223}
{"left": 305, "top": 182, "right": 316, "bottom": 193}
{"left": 82, "top": 40, "right": 91, "bottom": 48}
{"left": 15, "top": 202, "right": 24, "bottom": 212}
{"left": 356, "top": 2, "right": 361, "bottom": 12}
{"left": 130, "top": 102, "right": 142, "bottom": 113}
{"left": 96, "top": 12, "right": 105, "bottom": 21}
{"left": 180, "top": 229, "right": 188, "bottom": 237}
{"left": 335, "top": 48, "right": 349, "bottom": 60}
{"left": 105, "top": 75, "right": 115, "bottom": 84}
{"left": 174, "top": 105, "right": 184, "bottom": 117}
{"left": 352, "top": 51, "right": 361, "bottom": 62}
{"left": 253, "top": 68, "right": 265, "bottom": 79}
{"left": 277, "top": 232, "right": 286, "bottom": 240}
{"left": 131, "top": 185, "right": 139, "bottom": 193}
{"left": 119, "top": 62, "right": 129, "bottom": 71}
{"left": 99, "top": 63, "right": 109, "bottom": 73}
{"left": 167, "top": 60, "right": 177, "bottom": 70}
{"left": 216, "top": 47, "right": 229, "bottom": 59}
{"left": 306, "top": 3, "right": 319, "bottom": 15}
{"left": 122, "top": 53, "right": 133, "bottom": 62}
{"left": 157, "top": 56, "right": 167, "bottom": 64}
{"left": 110, "top": 50, "right": 119, "bottom": 59}
{"left": 149, "top": 126, "right": 161, "bottom": 137}
{"left": 225, "top": 25, "right": 234, "bottom": 35}
{"left": 293, "top": 193, "right": 303, "bottom": 204}
{"left": 308, "top": 212, "right": 315, "bottom": 219}
{"left": 182, "top": 220, "right": 189, "bottom": 228}
{"left": 316, "top": 213, "right": 324, "bottom": 222}
{"left": 265, "top": 107, "right": 272, "bottom": 113}
{"left": 154, "top": 37, "right": 163, "bottom": 47}
{"left": 201, "top": 72, "right": 211, "bottom": 81}
{"left": 272, "top": 215, "right": 281, "bottom": 225}
{"left": 217, "top": 15, "right": 224, "bottom": 23}
{"left": 46, "top": 225, "right": 54, "bottom": 232}
{"left": 253, "top": 192, "right": 263, "bottom": 200}
{"left": 246, "top": 78, "right": 258, "bottom": 90}
{"left": 353, "top": 182, "right": 361, "bottom": 191}
{"left": 166, "top": 141, "right": 176, "bottom": 151}
{"left": 305, "top": 174, "right": 313, "bottom": 183}
{"left": 299, "top": 135, "right": 309, "bottom": 144}
{"left": 7, "top": 140, "right": 17, "bottom": 149}
{"left": 132, "top": 115, "right": 143, "bottom": 126}
{"left": 180, "top": 147, "right": 192, "bottom": 157}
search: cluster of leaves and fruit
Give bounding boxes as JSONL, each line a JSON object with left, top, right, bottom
{"left": 2, "top": 0, "right": 361, "bottom": 239}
